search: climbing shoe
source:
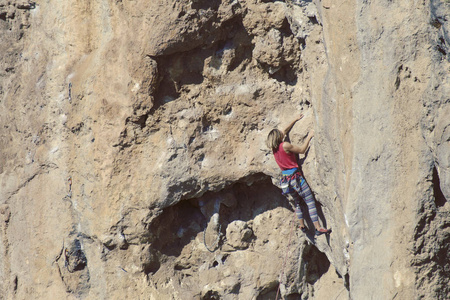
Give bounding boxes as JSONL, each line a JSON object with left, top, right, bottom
{"left": 299, "top": 226, "right": 308, "bottom": 233}
{"left": 315, "top": 228, "right": 331, "bottom": 236}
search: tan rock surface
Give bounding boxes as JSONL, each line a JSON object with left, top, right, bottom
{"left": 0, "top": 0, "right": 448, "bottom": 299}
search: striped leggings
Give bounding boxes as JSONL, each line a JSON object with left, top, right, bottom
{"left": 280, "top": 173, "right": 319, "bottom": 223}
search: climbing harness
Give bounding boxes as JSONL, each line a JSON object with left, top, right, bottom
{"left": 275, "top": 215, "right": 296, "bottom": 300}
{"left": 280, "top": 170, "right": 304, "bottom": 197}
{"left": 203, "top": 224, "right": 222, "bottom": 253}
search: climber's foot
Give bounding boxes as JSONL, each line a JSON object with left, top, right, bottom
{"left": 315, "top": 228, "right": 331, "bottom": 236}
{"left": 299, "top": 226, "right": 308, "bottom": 233}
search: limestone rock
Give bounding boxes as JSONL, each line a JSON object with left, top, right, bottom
{"left": 225, "top": 220, "right": 253, "bottom": 249}
{"left": 0, "top": 0, "right": 448, "bottom": 299}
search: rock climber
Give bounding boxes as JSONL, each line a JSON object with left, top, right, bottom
{"left": 266, "top": 114, "right": 331, "bottom": 236}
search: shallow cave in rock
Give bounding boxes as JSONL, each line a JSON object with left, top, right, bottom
{"left": 148, "top": 199, "right": 207, "bottom": 258}
{"left": 255, "top": 286, "right": 302, "bottom": 300}
{"left": 279, "top": 17, "right": 295, "bottom": 37}
{"left": 148, "top": 48, "right": 206, "bottom": 112}
{"left": 260, "top": 0, "right": 287, "bottom": 3}
{"left": 191, "top": 0, "right": 221, "bottom": 10}
{"left": 201, "top": 176, "right": 290, "bottom": 225}
{"left": 301, "top": 244, "right": 330, "bottom": 285}
{"left": 201, "top": 290, "right": 220, "bottom": 300}
{"left": 255, "top": 286, "right": 279, "bottom": 300}
{"left": 270, "top": 64, "right": 298, "bottom": 86}
{"left": 146, "top": 174, "right": 292, "bottom": 268}
{"left": 149, "top": 16, "right": 253, "bottom": 113}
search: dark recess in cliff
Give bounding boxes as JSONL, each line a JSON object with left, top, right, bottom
{"left": 432, "top": 166, "right": 447, "bottom": 207}
{"left": 145, "top": 175, "right": 292, "bottom": 276}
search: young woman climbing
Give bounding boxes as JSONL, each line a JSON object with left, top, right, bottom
{"left": 266, "top": 114, "right": 331, "bottom": 236}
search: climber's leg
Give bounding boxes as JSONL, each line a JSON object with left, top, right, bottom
{"left": 298, "top": 179, "right": 319, "bottom": 224}
{"left": 285, "top": 190, "right": 306, "bottom": 230}
{"left": 286, "top": 193, "right": 302, "bottom": 219}
{"left": 299, "top": 177, "right": 331, "bottom": 235}
{"left": 295, "top": 205, "right": 307, "bottom": 232}
{"left": 298, "top": 177, "right": 330, "bottom": 236}
{"left": 282, "top": 175, "right": 307, "bottom": 231}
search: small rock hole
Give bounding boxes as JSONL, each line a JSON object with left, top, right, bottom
{"left": 344, "top": 273, "right": 350, "bottom": 291}
{"left": 191, "top": 0, "right": 221, "bottom": 10}
{"left": 202, "top": 290, "right": 220, "bottom": 300}
{"left": 437, "top": 48, "right": 447, "bottom": 57}
{"left": 431, "top": 19, "right": 442, "bottom": 29}
{"left": 221, "top": 254, "right": 228, "bottom": 264}
{"left": 308, "top": 16, "right": 319, "bottom": 25}
{"left": 279, "top": 18, "right": 294, "bottom": 37}
{"left": 135, "top": 114, "right": 149, "bottom": 129}
{"left": 144, "top": 260, "right": 161, "bottom": 275}
{"left": 286, "top": 293, "right": 302, "bottom": 300}
{"left": 432, "top": 166, "right": 447, "bottom": 207}
{"left": 13, "top": 275, "right": 18, "bottom": 293}
{"left": 302, "top": 244, "right": 330, "bottom": 284}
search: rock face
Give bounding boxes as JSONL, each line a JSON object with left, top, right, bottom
{"left": 0, "top": 0, "right": 448, "bottom": 299}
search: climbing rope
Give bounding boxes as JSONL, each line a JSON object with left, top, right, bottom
{"left": 275, "top": 215, "right": 296, "bottom": 300}
{"left": 203, "top": 223, "right": 222, "bottom": 253}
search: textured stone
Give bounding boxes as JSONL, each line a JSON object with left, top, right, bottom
{"left": 225, "top": 220, "right": 253, "bottom": 249}
{"left": 0, "top": 0, "right": 448, "bottom": 299}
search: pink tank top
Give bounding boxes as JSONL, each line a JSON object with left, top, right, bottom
{"left": 273, "top": 143, "right": 299, "bottom": 170}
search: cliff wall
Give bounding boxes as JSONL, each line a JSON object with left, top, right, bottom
{"left": 0, "top": 0, "right": 448, "bottom": 299}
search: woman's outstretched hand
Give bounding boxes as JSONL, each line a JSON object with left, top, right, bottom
{"left": 283, "top": 114, "right": 305, "bottom": 137}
